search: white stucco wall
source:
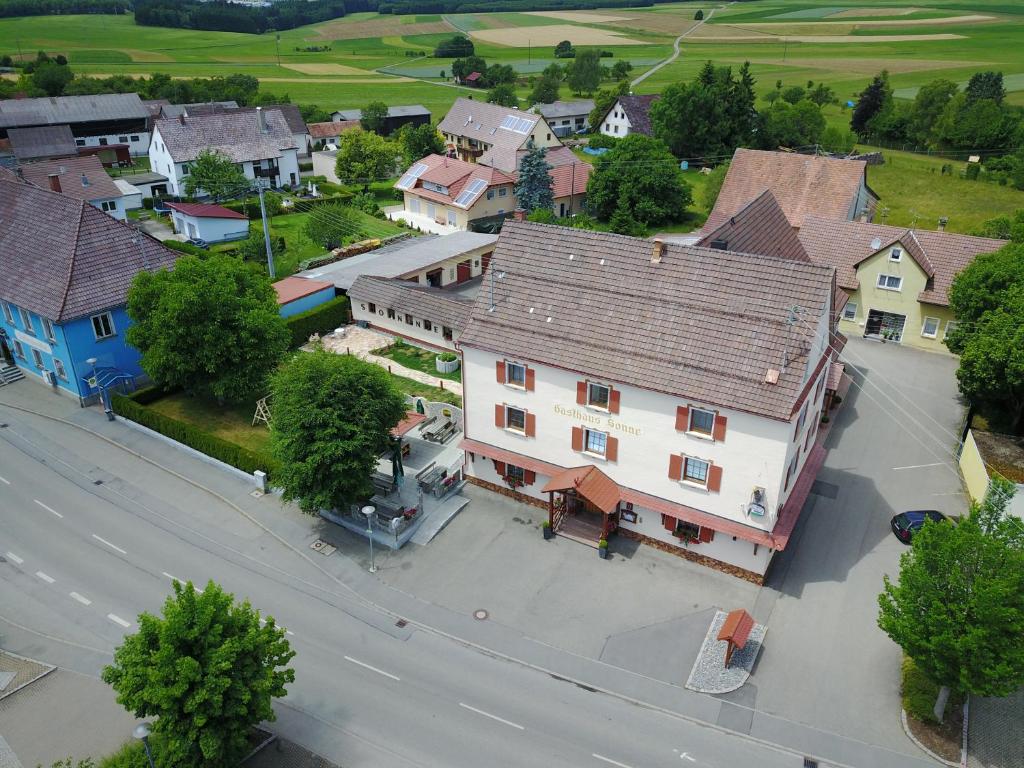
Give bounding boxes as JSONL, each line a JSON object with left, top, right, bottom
{"left": 170, "top": 213, "right": 250, "bottom": 243}
{"left": 75, "top": 130, "right": 150, "bottom": 157}
{"left": 351, "top": 302, "right": 460, "bottom": 351}
{"left": 600, "top": 101, "right": 633, "bottom": 137}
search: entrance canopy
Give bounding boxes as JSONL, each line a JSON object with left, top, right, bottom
{"left": 541, "top": 465, "right": 620, "bottom": 515}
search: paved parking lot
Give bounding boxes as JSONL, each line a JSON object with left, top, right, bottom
{"left": 375, "top": 336, "right": 967, "bottom": 756}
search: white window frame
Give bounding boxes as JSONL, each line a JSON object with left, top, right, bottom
{"left": 943, "top": 320, "right": 958, "bottom": 340}
{"left": 682, "top": 456, "right": 710, "bottom": 487}
{"left": 688, "top": 408, "right": 715, "bottom": 437}
{"left": 91, "top": 312, "right": 116, "bottom": 340}
{"left": 54, "top": 358, "right": 68, "bottom": 381}
{"left": 42, "top": 317, "right": 57, "bottom": 344}
{"left": 876, "top": 274, "right": 902, "bottom": 291}
{"left": 447, "top": 209, "right": 457, "bottom": 226}
{"left": 921, "top": 316, "right": 940, "bottom": 339}
{"left": 19, "top": 307, "right": 34, "bottom": 334}
{"left": 505, "top": 406, "right": 527, "bottom": 433}
{"left": 583, "top": 428, "right": 607, "bottom": 458}
{"left": 889, "top": 247, "right": 902, "bottom": 262}
{"left": 506, "top": 362, "right": 526, "bottom": 388}
{"left": 13, "top": 340, "right": 25, "bottom": 359}
{"left": 31, "top": 348, "right": 43, "bottom": 369}
{"left": 1, "top": 301, "right": 13, "bottom": 324}
{"left": 842, "top": 302, "right": 857, "bottom": 321}
{"left": 587, "top": 382, "right": 610, "bottom": 411}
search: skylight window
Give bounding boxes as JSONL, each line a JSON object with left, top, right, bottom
{"left": 395, "top": 163, "right": 429, "bottom": 191}
{"left": 454, "top": 178, "right": 487, "bottom": 207}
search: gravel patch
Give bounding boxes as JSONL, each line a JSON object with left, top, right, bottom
{"left": 685, "top": 610, "right": 766, "bottom": 694}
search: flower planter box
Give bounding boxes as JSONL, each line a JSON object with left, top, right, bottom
{"left": 435, "top": 355, "right": 460, "bottom": 374}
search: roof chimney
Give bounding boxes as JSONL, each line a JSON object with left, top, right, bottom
{"left": 514, "top": 208, "right": 526, "bottom": 222}
{"left": 178, "top": 113, "right": 185, "bottom": 125}
{"left": 651, "top": 238, "right": 666, "bottom": 264}
{"left": 937, "top": 216, "right": 948, "bottom": 232}
{"left": 257, "top": 106, "right": 267, "bottom": 133}
{"left": 47, "top": 173, "right": 61, "bottom": 193}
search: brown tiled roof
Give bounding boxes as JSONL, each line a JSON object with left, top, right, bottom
{"left": 272, "top": 276, "right": 333, "bottom": 305}
{"left": 153, "top": 109, "right": 295, "bottom": 163}
{"left": 439, "top": 97, "right": 557, "bottom": 172}
{"left": 349, "top": 275, "right": 475, "bottom": 331}
{"left": 401, "top": 154, "right": 514, "bottom": 208}
{"left": 19, "top": 155, "right": 122, "bottom": 203}
{"left": 706, "top": 148, "right": 876, "bottom": 232}
{"left": 697, "top": 190, "right": 810, "bottom": 262}
{"left": 458, "top": 221, "right": 836, "bottom": 421}
{"left": 0, "top": 178, "right": 179, "bottom": 322}
{"left": 510, "top": 160, "right": 589, "bottom": 200}
{"left": 541, "top": 465, "right": 620, "bottom": 514}
{"left": 308, "top": 120, "right": 358, "bottom": 139}
{"left": 798, "top": 216, "right": 1006, "bottom": 306}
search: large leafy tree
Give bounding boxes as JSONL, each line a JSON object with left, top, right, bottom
{"left": 452, "top": 56, "right": 486, "bottom": 82}
{"left": 334, "top": 129, "right": 399, "bottom": 190}
{"left": 514, "top": 143, "right": 554, "bottom": 214}
{"left": 396, "top": 122, "right": 445, "bottom": 166}
{"left": 907, "top": 79, "right": 958, "bottom": 145}
{"left": 758, "top": 99, "right": 826, "bottom": 150}
{"left": 303, "top": 203, "right": 362, "bottom": 250}
{"left": 360, "top": 100, "right": 389, "bottom": 135}
{"left": 530, "top": 69, "right": 561, "bottom": 104}
{"left": 586, "top": 134, "right": 692, "bottom": 226}
{"left": 183, "top": 149, "right": 247, "bottom": 200}
{"left": 487, "top": 83, "right": 518, "bottom": 108}
{"left": 651, "top": 61, "right": 756, "bottom": 159}
{"left": 878, "top": 478, "right": 1024, "bottom": 721}
{"left": 966, "top": 71, "right": 1005, "bottom": 105}
{"left": 566, "top": 49, "right": 601, "bottom": 96}
{"left": 851, "top": 70, "right": 892, "bottom": 137}
{"left": 126, "top": 253, "right": 289, "bottom": 403}
{"left": 102, "top": 580, "right": 295, "bottom": 768}
{"left": 270, "top": 350, "right": 406, "bottom": 513}
{"left": 933, "top": 92, "right": 1018, "bottom": 154}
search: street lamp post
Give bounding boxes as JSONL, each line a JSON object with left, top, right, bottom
{"left": 361, "top": 505, "right": 376, "bottom": 573}
{"left": 133, "top": 722, "right": 156, "bottom": 768}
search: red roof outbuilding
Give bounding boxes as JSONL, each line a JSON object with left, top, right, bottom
{"left": 165, "top": 202, "right": 247, "bottom": 220}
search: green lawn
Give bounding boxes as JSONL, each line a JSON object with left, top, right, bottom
{"left": 146, "top": 391, "right": 272, "bottom": 454}
{"left": 374, "top": 340, "right": 462, "bottom": 382}
{"left": 388, "top": 372, "right": 461, "bottom": 407}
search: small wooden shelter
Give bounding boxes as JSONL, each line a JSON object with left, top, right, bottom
{"left": 717, "top": 608, "right": 755, "bottom": 668}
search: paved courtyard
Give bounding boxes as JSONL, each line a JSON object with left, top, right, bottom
{"left": 374, "top": 337, "right": 968, "bottom": 756}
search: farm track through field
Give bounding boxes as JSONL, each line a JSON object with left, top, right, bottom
{"left": 632, "top": 2, "right": 726, "bottom": 87}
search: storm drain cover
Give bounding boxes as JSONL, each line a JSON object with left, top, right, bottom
{"left": 249, "top": 490, "right": 264, "bottom": 498}
{"left": 310, "top": 539, "right": 337, "bottom": 556}
{"left": 473, "top": 609, "right": 488, "bottom": 621}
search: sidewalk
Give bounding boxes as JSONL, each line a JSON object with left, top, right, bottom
{"left": 0, "top": 382, "right": 938, "bottom": 768}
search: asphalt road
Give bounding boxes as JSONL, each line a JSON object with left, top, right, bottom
{"left": 0, "top": 408, "right": 807, "bottom": 768}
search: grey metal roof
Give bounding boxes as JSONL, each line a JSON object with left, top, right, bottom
{"left": 536, "top": 100, "right": 594, "bottom": 120}
{"left": 0, "top": 93, "right": 149, "bottom": 129}
{"left": 349, "top": 275, "right": 475, "bottom": 331}
{"left": 331, "top": 104, "right": 430, "bottom": 121}
{"left": 7, "top": 125, "right": 77, "bottom": 160}
{"left": 120, "top": 171, "right": 168, "bottom": 185}
{"left": 0, "top": 177, "right": 179, "bottom": 322}
{"left": 458, "top": 221, "right": 837, "bottom": 421}
{"left": 159, "top": 101, "right": 239, "bottom": 119}
{"left": 299, "top": 231, "right": 498, "bottom": 290}
{"left": 153, "top": 108, "right": 296, "bottom": 163}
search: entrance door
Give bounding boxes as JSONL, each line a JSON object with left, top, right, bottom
{"left": 865, "top": 309, "right": 906, "bottom": 342}
{"left": 456, "top": 260, "right": 472, "bottom": 283}
{"left": 0, "top": 337, "right": 11, "bottom": 365}
{"left": 425, "top": 268, "right": 443, "bottom": 287}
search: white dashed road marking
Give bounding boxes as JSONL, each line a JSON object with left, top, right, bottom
{"left": 70, "top": 592, "right": 92, "bottom": 606}
{"left": 92, "top": 534, "right": 127, "bottom": 555}
{"left": 0, "top": 475, "right": 10, "bottom": 484}
{"left": 34, "top": 499, "right": 63, "bottom": 518}
{"left": 35, "top": 571, "right": 55, "bottom": 584}
{"left": 107, "top": 614, "right": 131, "bottom": 628}
{"left": 343, "top": 656, "right": 399, "bottom": 681}
{"left": 592, "top": 755, "right": 634, "bottom": 768}
{"left": 5, "top": 552, "right": 23, "bottom": 565}
{"left": 458, "top": 703, "right": 525, "bottom": 730}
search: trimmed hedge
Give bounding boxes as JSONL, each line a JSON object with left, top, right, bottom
{"left": 902, "top": 656, "right": 960, "bottom": 724}
{"left": 162, "top": 240, "right": 208, "bottom": 256}
{"left": 112, "top": 392, "right": 281, "bottom": 479}
{"left": 285, "top": 295, "right": 349, "bottom": 348}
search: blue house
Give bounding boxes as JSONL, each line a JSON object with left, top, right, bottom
{"left": 0, "top": 171, "right": 179, "bottom": 403}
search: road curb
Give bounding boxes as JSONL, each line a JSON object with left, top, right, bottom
{"left": 900, "top": 708, "right": 959, "bottom": 767}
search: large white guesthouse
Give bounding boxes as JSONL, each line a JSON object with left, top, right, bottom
{"left": 457, "top": 222, "right": 842, "bottom": 582}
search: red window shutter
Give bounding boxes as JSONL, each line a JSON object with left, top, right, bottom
{"left": 523, "top": 469, "right": 536, "bottom": 486}
{"left": 713, "top": 414, "right": 727, "bottom": 442}
{"left": 707, "top": 464, "right": 723, "bottom": 492}
{"left": 698, "top": 526, "right": 715, "bottom": 543}
{"left": 571, "top": 426, "right": 583, "bottom": 452}
{"left": 675, "top": 406, "right": 689, "bottom": 432}
{"left": 496, "top": 360, "right": 505, "bottom": 383}
{"left": 609, "top": 388, "right": 621, "bottom": 414}
{"left": 668, "top": 454, "right": 683, "bottom": 481}
{"left": 525, "top": 412, "right": 536, "bottom": 437}
{"left": 605, "top": 435, "right": 618, "bottom": 462}
{"left": 525, "top": 367, "right": 535, "bottom": 391}
{"left": 493, "top": 460, "right": 506, "bottom": 476}
{"left": 494, "top": 404, "right": 505, "bottom": 428}
{"left": 662, "top": 514, "right": 675, "bottom": 532}
{"left": 576, "top": 380, "right": 587, "bottom": 405}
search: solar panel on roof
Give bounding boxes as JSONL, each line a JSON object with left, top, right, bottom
{"left": 454, "top": 177, "right": 487, "bottom": 207}
{"left": 396, "top": 162, "right": 429, "bottom": 191}
{"left": 499, "top": 115, "right": 532, "bottom": 134}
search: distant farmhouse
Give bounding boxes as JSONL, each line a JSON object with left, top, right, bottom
{"left": 598, "top": 94, "right": 660, "bottom": 138}
{"left": 331, "top": 105, "right": 430, "bottom": 136}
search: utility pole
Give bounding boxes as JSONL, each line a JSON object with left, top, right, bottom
{"left": 257, "top": 183, "right": 276, "bottom": 279}
{"left": 275, "top": 33, "right": 281, "bottom": 67}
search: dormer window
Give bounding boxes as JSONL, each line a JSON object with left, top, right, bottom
{"left": 889, "top": 247, "right": 902, "bottom": 262}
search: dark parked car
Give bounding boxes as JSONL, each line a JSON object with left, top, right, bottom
{"left": 890, "top": 510, "right": 947, "bottom": 544}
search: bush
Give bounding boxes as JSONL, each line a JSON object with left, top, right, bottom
{"left": 127, "top": 384, "right": 177, "bottom": 405}
{"left": 97, "top": 739, "right": 149, "bottom": 768}
{"left": 299, "top": 161, "right": 313, "bottom": 172}
{"left": 965, "top": 163, "right": 981, "bottom": 181}
{"left": 350, "top": 190, "right": 384, "bottom": 218}
{"left": 112, "top": 393, "right": 280, "bottom": 478}
{"left": 142, "top": 197, "right": 154, "bottom": 210}
{"left": 438, "top": 352, "right": 457, "bottom": 362}
{"left": 901, "top": 656, "right": 959, "bottom": 724}
{"left": 163, "top": 240, "right": 209, "bottom": 257}
{"left": 284, "top": 295, "right": 349, "bottom": 348}
{"left": 586, "top": 133, "right": 619, "bottom": 150}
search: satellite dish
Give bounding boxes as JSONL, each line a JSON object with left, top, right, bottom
{"left": 870, "top": 237, "right": 882, "bottom": 250}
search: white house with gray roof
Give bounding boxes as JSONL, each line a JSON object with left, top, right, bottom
{"left": 534, "top": 99, "right": 594, "bottom": 137}
{"left": 148, "top": 106, "right": 299, "bottom": 197}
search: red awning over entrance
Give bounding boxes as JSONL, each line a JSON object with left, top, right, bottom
{"left": 541, "top": 466, "right": 620, "bottom": 515}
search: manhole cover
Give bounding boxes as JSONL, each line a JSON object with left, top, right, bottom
{"left": 396, "top": 619, "right": 408, "bottom": 628}
{"left": 93, "top": 479, "right": 104, "bottom": 486}
{"left": 473, "top": 609, "right": 488, "bottom": 621}
{"left": 310, "top": 539, "right": 337, "bottom": 556}
{"left": 250, "top": 489, "right": 264, "bottom": 498}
